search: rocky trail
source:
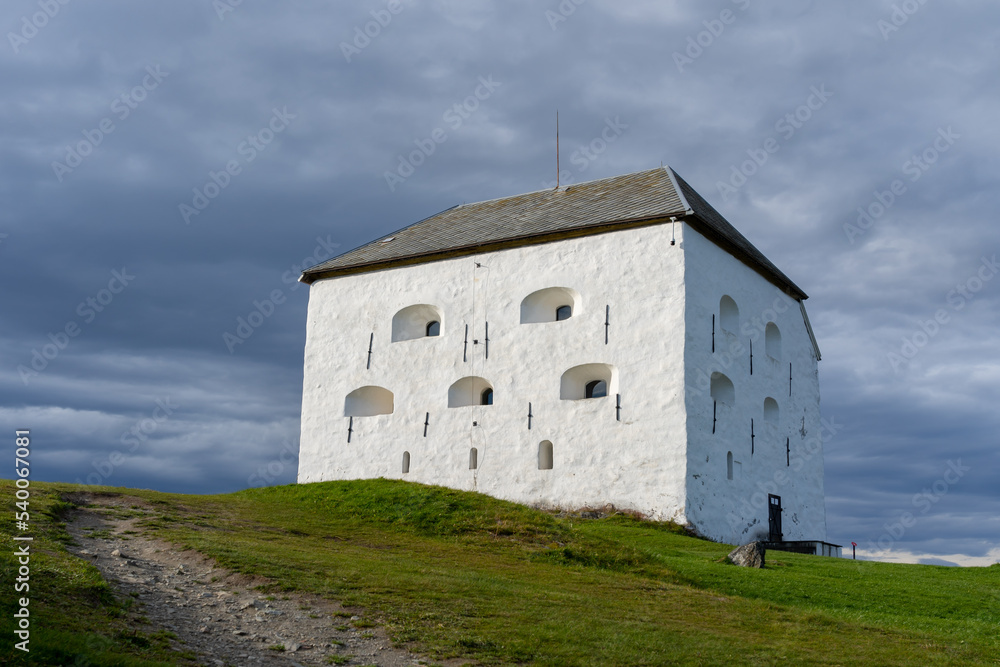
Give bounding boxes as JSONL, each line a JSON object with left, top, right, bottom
{"left": 64, "top": 494, "right": 443, "bottom": 667}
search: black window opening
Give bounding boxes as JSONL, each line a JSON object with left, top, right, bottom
{"left": 555, "top": 305, "right": 572, "bottom": 321}
{"left": 585, "top": 380, "right": 608, "bottom": 399}
{"left": 426, "top": 320, "right": 440, "bottom": 337}
{"left": 481, "top": 388, "right": 494, "bottom": 405}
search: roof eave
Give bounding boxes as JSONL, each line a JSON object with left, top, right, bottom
{"left": 684, "top": 212, "right": 808, "bottom": 301}
{"left": 301, "top": 211, "right": 808, "bottom": 301}
{"left": 300, "top": 213, "right": 683, "bottom": 284}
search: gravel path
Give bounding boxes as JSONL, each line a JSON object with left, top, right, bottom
{"left": 65, "top": 494, "right": 442, "bottom": 667}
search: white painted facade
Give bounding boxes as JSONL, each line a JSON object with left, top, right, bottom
{"left": 298, "top": 214, "right": 827, "bottom": 545}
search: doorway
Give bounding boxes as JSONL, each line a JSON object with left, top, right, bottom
{"left": 768, "top": 494, "right": 783, "bottom": 541}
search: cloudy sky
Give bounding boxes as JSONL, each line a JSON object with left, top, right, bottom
{"left": 2, "top": 0, "right": 997, "bottom": 566}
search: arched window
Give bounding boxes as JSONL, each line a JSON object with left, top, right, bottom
{"left": 344, "top": 386, "right": 394, "bottom": 417}
{"left": 720, "top": 296, "right": 739, "bottom": 333}
{"left": 448, "top": 377, "right": 494, "bottom": 408}
{"left": 402, "top": 451, "right": 410, "bottom": 474}
{"left": 469, "top": 447, "right": 478, "bottom": 470}
{"left": 538, "top": 440, "right": 553, "bottom": 470}
{"left": 585, "top": 380, "right": 607, "bottom": 399}
{"left": 763, "top": 397, "right": 779, "bottom": 425}
{"left": 710, "top": 373, "right": 735, "bottom": 406}
{"left": 392, "top": 304, "right": 444, "bottom": 342}
{"left": 727, "top": 452, "right": 734, "bottom": 480}
{"left": 520, "top": 287, "right": 582, "bottom": 323}
{"left": 765, "top": 322, "right": 781, "bottom": 360}
{"left": 560, "top": 363, "right": 617, "bottom": 400}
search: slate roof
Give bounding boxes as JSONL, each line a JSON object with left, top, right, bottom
{"left": 301, "top": 166, "right": 807, "bottom": 299}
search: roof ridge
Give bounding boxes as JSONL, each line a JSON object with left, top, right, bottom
{"left": 664, "top": 166, "right": 695, "bottom": 215}
{"left": 452, "top": 165, "right": 672, "bottom": 209}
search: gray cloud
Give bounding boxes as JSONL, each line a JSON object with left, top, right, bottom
{"left": 2, "top": 0, "right": 997, "bottom": 564}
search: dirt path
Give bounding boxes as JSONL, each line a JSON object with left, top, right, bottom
{"left": 64, "top": 493, "right": 439, "bottom": 667}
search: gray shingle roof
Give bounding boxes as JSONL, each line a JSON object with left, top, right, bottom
{"left": 301, "top": 166, "right": 807, "bottom": 299}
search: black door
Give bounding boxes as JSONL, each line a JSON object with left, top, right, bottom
{"left": 768, "top": 494, "right": 783, "bottom": 541}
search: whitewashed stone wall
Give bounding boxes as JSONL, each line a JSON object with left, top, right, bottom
{"left": 682, "top": 226, "right": 826, "bottom": 543}
{"left": 298, "top": 221, "right": 827, "bottom": 543}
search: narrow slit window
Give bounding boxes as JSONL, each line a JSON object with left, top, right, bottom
{"left": 481, "top": 388, "right": 494, "bottom": 405}
{"left": 727, "top": 451, "right": 734, "bottom": 480}
{"left": 763, "top": 397, "right": 779, "bottom": 425}
{"left": 765, "top": 322, "right": 781, "bottom": 360}
{"left": 469, "top": 447, "right": 478, "bottom": 470}
{"left": 402, "top": 451, "right": 410, "bottom": 474}
{"left": 720, "top": 296, "right": 739, "bottom": 333}
{"left": 710, "top": 373, "right": 734, "bottom": 406}
{"left": 426, "top": 320, "right": 440, "bottom": 337}
{"left": 538, "top": 440, "right": 553, "bottom": 470}
{"left": 555, "top": 305, "right": 572, "bottom": 321}
{"left": 585, "top": 380, "right": 607, "bottom": 399}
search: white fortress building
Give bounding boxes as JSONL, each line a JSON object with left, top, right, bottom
{"left": 298, "top": 167, "right": 835, "bottom": 550}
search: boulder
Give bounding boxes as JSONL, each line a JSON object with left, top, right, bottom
{"left": 727, "top": 541, "right": 766, "bottom": 568}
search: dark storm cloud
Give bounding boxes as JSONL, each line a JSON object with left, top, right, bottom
{"left": 2, "top": 0, "right": 997, "bottom": 564}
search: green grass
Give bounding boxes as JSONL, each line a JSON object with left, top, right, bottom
{"left": 0, "top": 483, "right": 188, "bottom": 665}
{"left": 1, "top": 479, "right": 997, "bottom": 665}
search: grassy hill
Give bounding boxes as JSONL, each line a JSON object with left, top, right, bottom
{"left": 1, "top": 479, "right": 998, "bottom": 665}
